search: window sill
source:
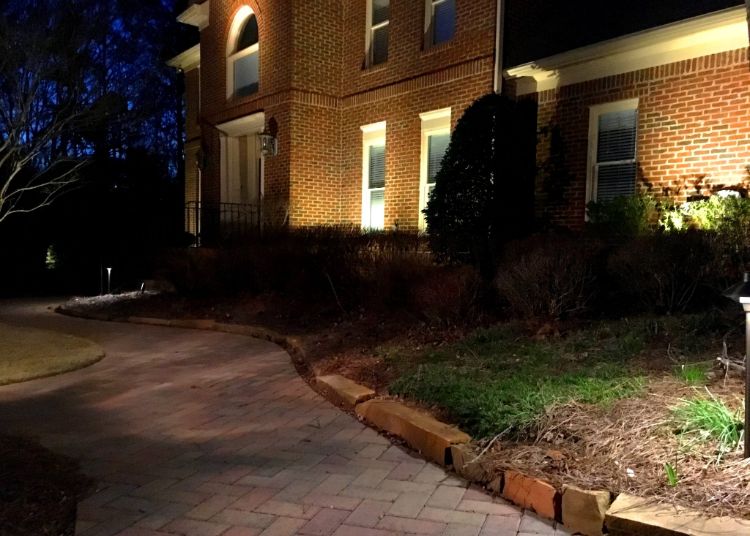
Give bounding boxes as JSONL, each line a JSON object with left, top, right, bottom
{"left": 421, "top": 39, "right": 455, "bottom": 57}
{"left": 361, "top": 61, "right": 389, "bottom": 75}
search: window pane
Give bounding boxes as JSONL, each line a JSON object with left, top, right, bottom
{"left": 237, "top": 14, "right": 259, "bottom": 51}
{"left": 427, "top": 133, "right": 449, "bottom": 184}
{"left": 427, "top": 183, "right": 436, "bottom": 200}
{"left": 433, "top": 0, "right": 456, "bottom": 45}
{"left": 372, "top": 25, "right": 389, "bottom": 65}
{"left": 372, "top": 0, "right": 389, "bottom": 25}
{"left": 596, "top": 162, "right": 636, "bottom": 202}
{"left": 369, "top": 189, "right": 385, "bottom": 229}
{"left": 369, "top": 144, "right": 385, "bottom": 189}
{"left": 597, "top": 109, "right": 637, "bottom": 162}
{"left": 234, "top": 51, "right": 259, "bottom": 96}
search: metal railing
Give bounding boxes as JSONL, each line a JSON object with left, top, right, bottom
{"left": 185, "top": 201, "right": 261, "bottom": 245}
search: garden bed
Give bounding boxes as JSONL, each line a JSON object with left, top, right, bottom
{"left": 64, "top": 292, "right": 750, "bottom": 518}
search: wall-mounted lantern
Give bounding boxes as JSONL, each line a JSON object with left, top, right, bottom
{"left": 258, "top": 128, "right": 278, "bottom": 157}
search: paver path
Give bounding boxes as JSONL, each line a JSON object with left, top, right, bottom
{"left": 0, "top": 300, "right": 568, "bottom": 536}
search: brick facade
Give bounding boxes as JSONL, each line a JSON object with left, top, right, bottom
{"left": 533, "top": 48, "right": 750, "bottom": 229}
{"left": 178, "top": 0, "right": 497, "bottom": 233}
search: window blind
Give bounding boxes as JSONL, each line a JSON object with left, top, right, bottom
{"left": 595, "top": 108, "right": 637, "bottom": 202}
{"left": 427, "top": 133, "right": 449, "bottom": 185}
{"left": 432, "top": 0, "right": 456, "bottom": 45}
{"left": 369, "top": 144, "right": 386, "bottom": 189}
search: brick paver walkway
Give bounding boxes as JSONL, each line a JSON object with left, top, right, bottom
{"left": 0, "top": 300, "right": 569, "bottom": 536}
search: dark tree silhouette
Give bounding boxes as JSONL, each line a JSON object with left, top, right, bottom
{"left": 424, "top": 93, "right": 536, "bottom": 276}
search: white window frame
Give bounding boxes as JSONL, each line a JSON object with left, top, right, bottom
{"left": 366, "top": 0, "right": 389, "bottom": 67}
{"left": 424, "top": 0, "right": 455, "bottom": 48}
{"left": 361, "top": 121, "right": 387, "bottom": 230}
{"left": 419, "top": 108, "right": 451, "bottom": 230}
{"left": 586, "top": 98, "right": 639, "bottom": 207}
{"left": 226, "top": 6, "right": 259, "bottom": 100}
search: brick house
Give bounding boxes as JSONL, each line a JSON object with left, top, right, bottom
{"left": 169, "top": 0, "right": 500, "bottom": 242}
{"left": 504, "top": 1, "right": 750, "bottom": 229}
{"left": 169, "top": 0, "right": 749, "bottom": 238}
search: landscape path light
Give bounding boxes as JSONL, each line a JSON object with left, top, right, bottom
{"left": 723, "top": 271, "right": 750, "bottom": 458}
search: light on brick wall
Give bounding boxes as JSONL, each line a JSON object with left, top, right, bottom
{"left": 258, "top": 129, "right": 278, "bottom": 157}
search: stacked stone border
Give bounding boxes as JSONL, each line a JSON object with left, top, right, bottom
{"left": 56, "top": 307, "right": 750, "bottom": 536}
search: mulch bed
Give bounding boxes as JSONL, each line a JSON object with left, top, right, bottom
{"left": 0, "top": 435, "right": 92, "bottom": 536}
{"left": 482, "top": 375, "right": 750, "bottom": 518}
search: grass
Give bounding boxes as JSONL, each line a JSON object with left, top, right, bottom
{"left": 672, "top": 391, "right": 743, "bottom": 459}
{"left": 390, "top": 320, "right": 649, "bottom": 439}
{"left": 675, "top": 362, "right": 710, "bottom": 385}
{"left": 0, "top": 323, "right": 104, "bottom": 385}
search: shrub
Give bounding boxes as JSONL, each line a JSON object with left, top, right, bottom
{"left": 586, "top": 195, "right": 658, "bottom": 237}
{"left": 424, "top": 93, "right": 536, "bottom": 274}
{"left": 409, "top": 265, "right": 482, "bottom": 324}
{"left": 496, "top": 234, "right": 602, "bottom": 319}
{"left": 607, "top": 230, "right": 715, "bottom": 314}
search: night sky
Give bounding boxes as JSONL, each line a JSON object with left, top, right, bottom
{"left": 505, "top": 0, "right": 744, "bottom": 65}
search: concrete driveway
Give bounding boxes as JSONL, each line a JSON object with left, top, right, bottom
{"left": 0, "top": 300, "right": 562, "bottom": 536}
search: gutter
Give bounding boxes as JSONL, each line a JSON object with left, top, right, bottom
{"left": 493, "top": 0, "right": 505, "bottom": 93}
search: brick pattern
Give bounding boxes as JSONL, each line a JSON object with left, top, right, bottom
{"left": 179, "top": 0, "right": 496, "bottom": 231}
{"left": 0, "top": 302, "right": 574, "bottom": 536}
{"left": 534, "top": 47, "right": 750, "bottom": 229}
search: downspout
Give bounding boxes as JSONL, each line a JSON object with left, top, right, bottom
{"left": 493, "top": 0, "right": 506, "bottom": 94}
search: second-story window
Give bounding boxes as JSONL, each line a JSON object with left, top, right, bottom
{"left": 227, "top": 7, "right": 259, "bottom": 98}
{"left": 367, "top": 0, "right": 389, "bottom": 66}
{"left": 425, "top": 0, "right": 455, "bottom": 48}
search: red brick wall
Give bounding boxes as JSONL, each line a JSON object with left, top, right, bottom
{"left": 186, "top": 0, "right": 497, "bottom": 229}
{"left": 339, "top": 0, "right": 496, "bottom": 229}
{"left": 535, "top": 48, "right": 750, "bottom": 229}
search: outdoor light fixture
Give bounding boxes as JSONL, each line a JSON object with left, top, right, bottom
{"left": 106, "top": 267, "right": 112, "bottom": 295}
{"left": 723, "top": 271, "right": 750, "bottom": 458}
{"left": 258, "top": 129, "right": 278, "bottom": 157}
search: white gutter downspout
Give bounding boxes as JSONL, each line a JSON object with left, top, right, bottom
{"left": 493, "top": 0, "right": 506, "bottom": 93}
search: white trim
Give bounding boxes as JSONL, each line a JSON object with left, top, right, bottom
{"left": 217, "top": 112, "right": 265, "bottom": 137}
{"left": 493, "top": 0, "right": 505, "bottom": 93}
{"left": 419, "top": 109, "right": 451, "bottom": 230}
{"left": 167, "top": 44, "right": 201, "bottom": 71}
{"left": 218, "top": 113, "right": 266, "bottom": 207}
{"left": 365, "top": 0, "right": 389, "bottom": 67}
{"left": 226, "top": 6, "right": 259, "bottom": 99}
{"left": 586, "top": 99, "right": 639, "bottom": 208}
{"left": 361, "top": 121, "right": 387, "bottom": 230}
{"left": 505, "top": 6, "right": 748, "bottom": 95}
{"left": 177, "top": 1, "right": 210, "bottom": 30}
{"left": 360, "top": 121, "right": 387, "bottom": 134}
{"left": 419, "top": 108, "right": 451, "bottom": 124}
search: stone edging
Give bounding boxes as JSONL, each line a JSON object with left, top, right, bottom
{"left": 55, "top": 307, "right": 750, "bottom": 536}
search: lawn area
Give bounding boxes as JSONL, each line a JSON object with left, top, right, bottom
{"left": 0, "top": 322, "right": 104, "bottom": 385}
{"left": 384, "top": 314, "right": 750, "bottom": 517}
{"left": 389, "top": 320, "right": 649, "bottom": 438}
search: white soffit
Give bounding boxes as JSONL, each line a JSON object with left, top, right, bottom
{"left": 505, "top": 6, "right": 749, "bottom": 95}
{"left": 167, "top": 44, "right": 200, "bottom": 71}
{"left": 178, "top": 1, "right": 210, "bottom": 30}
{"left": 217, "top": 112, "right": 266, "bottom": 137}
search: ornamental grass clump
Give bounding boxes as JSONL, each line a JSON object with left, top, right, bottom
{"left": 672, "top": 390, "right": 743, "bottom": 461}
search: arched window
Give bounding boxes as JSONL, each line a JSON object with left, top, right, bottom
{"left": 227, "top": 7, "right": 259, "bottom": 98}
